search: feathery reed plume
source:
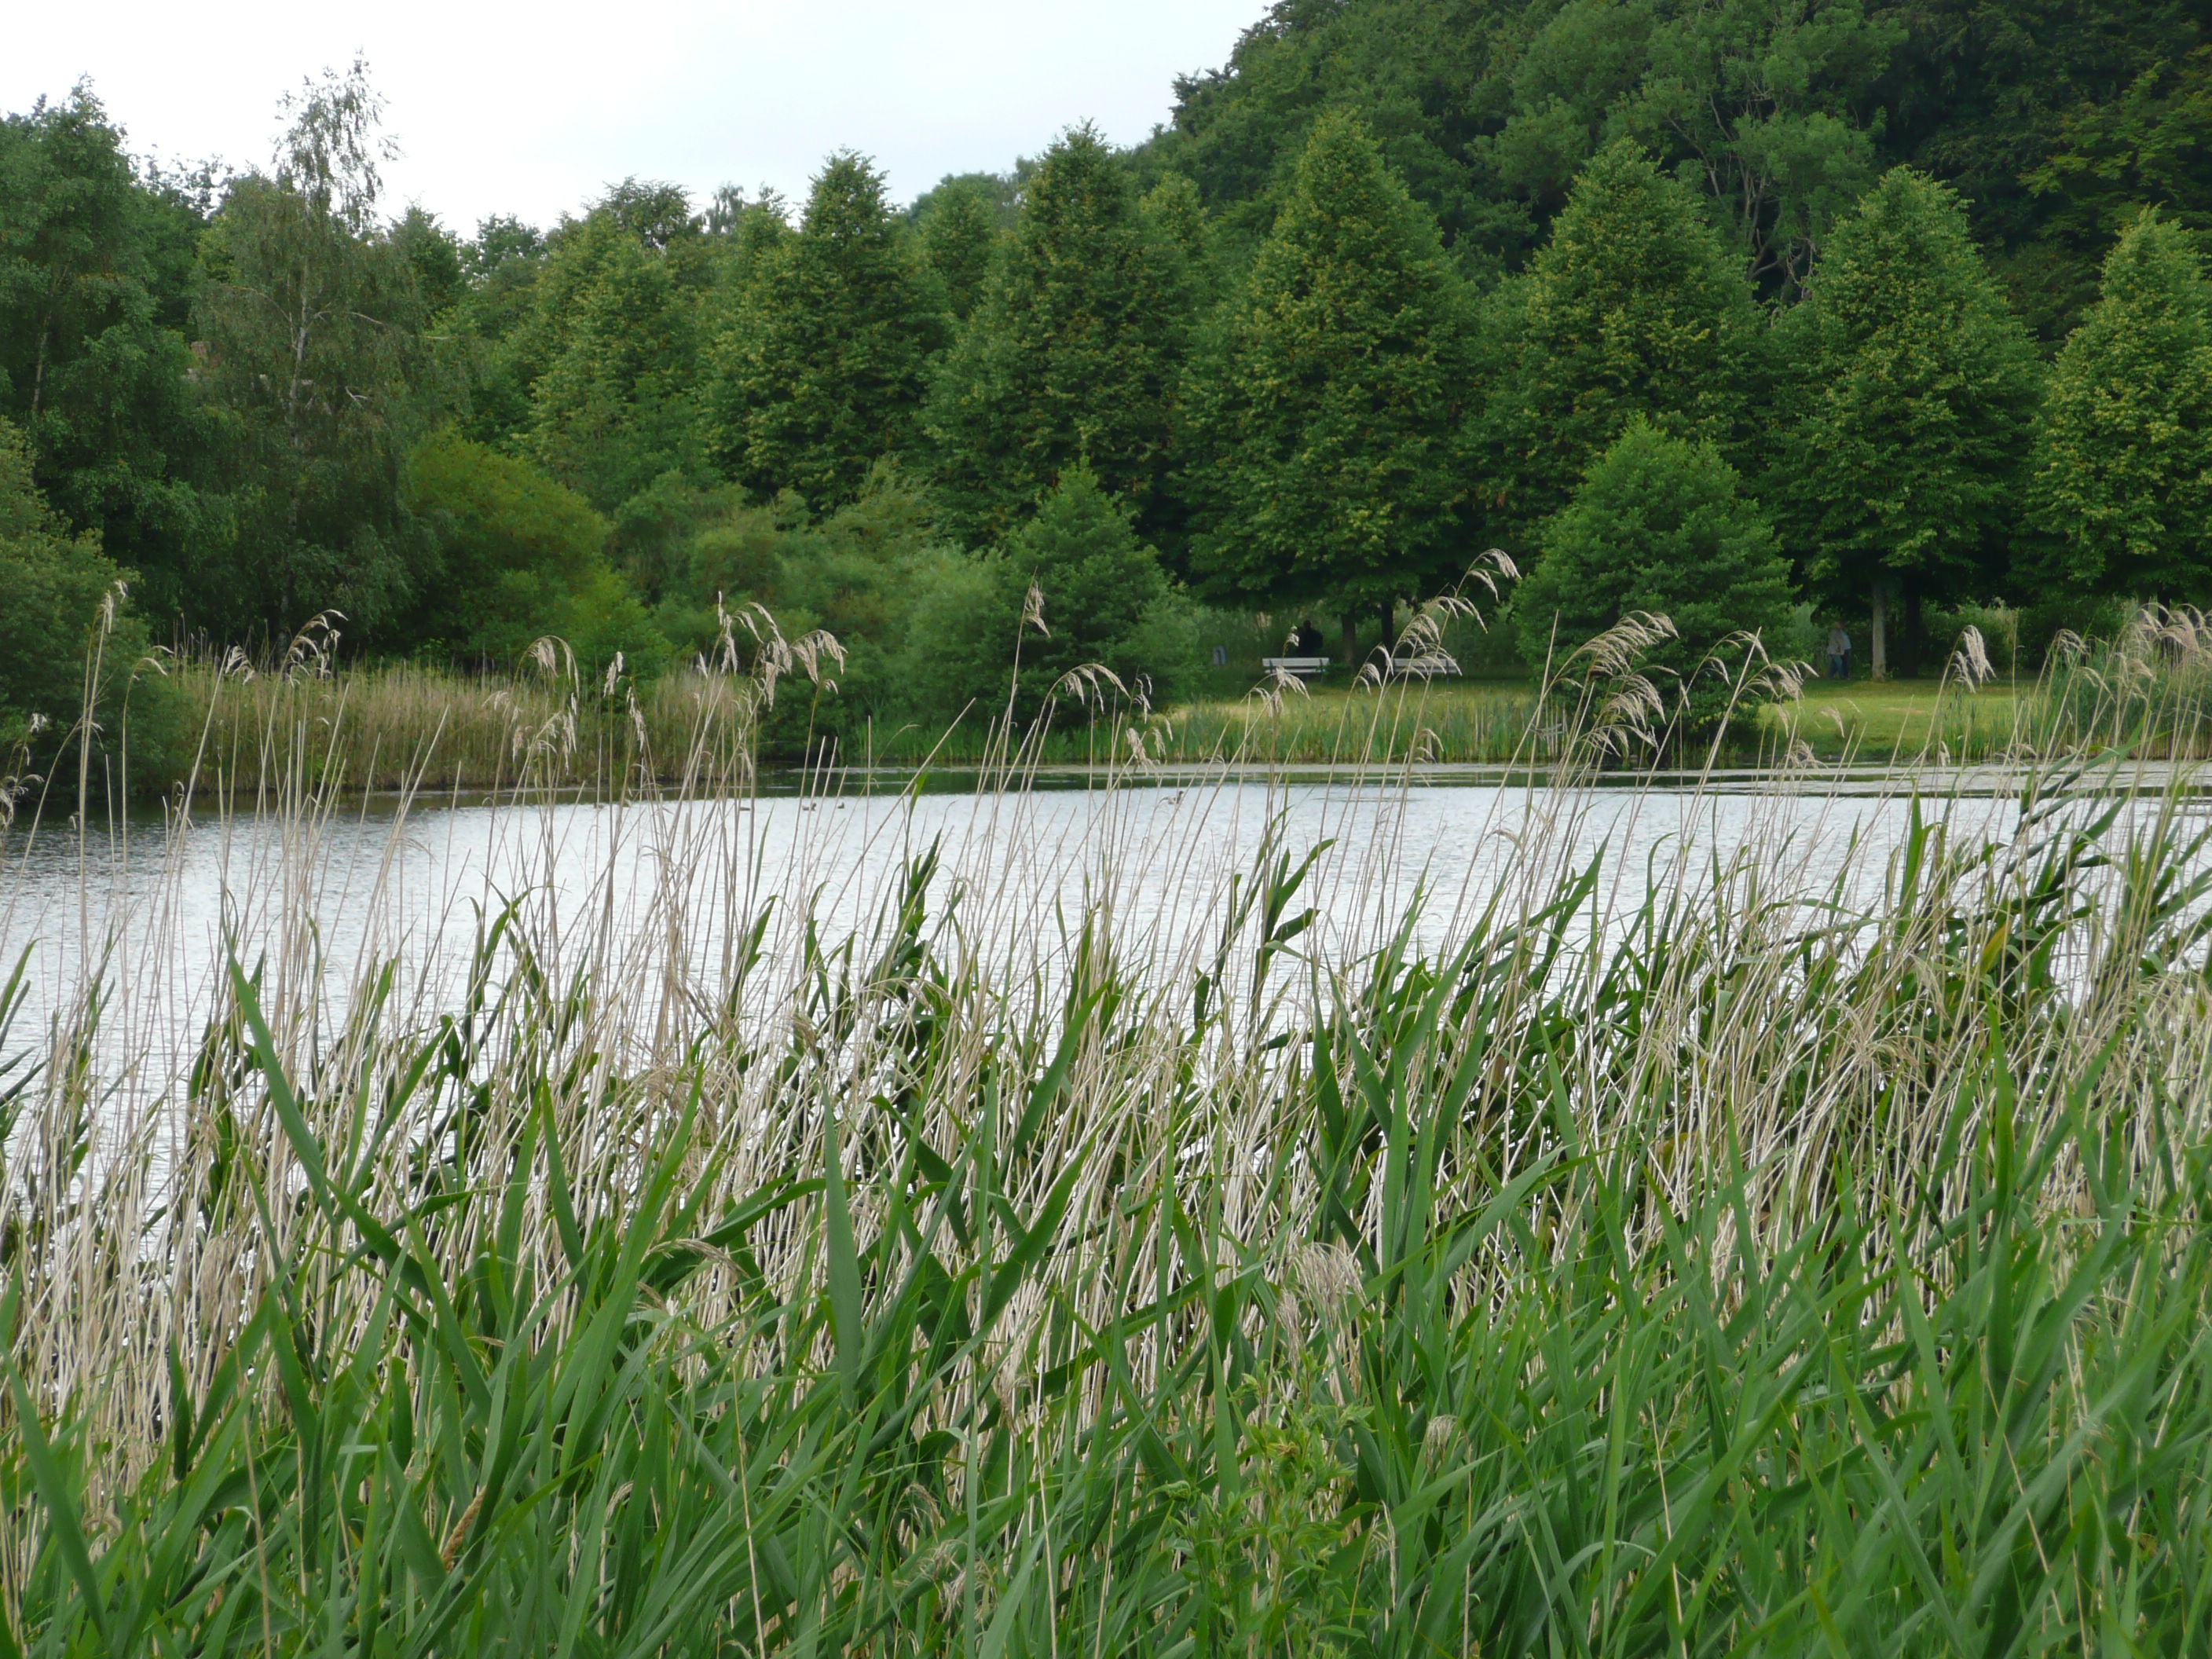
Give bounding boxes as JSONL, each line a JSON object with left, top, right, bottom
{"left": 6, "top": 580, "right": 2212, "bottom": 1656}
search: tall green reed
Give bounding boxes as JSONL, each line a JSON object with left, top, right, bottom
{"left": 3, "top": 600, "right": 2211, "bottom": 1655}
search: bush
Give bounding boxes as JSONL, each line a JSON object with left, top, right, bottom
{"left": 401, "top": 430, "right": 669, "bottom": 674}
{"left": 646, "top": 468, "right": 945, "bottom": 760}
{"left": 899, "top": 469, "right": 1201, "bottom": 730}
{"left": 1516, "top": 418, "right": 1796, "bottom": 732}
{"left": 0, "top": 416, "right": 183, "bottom": 794}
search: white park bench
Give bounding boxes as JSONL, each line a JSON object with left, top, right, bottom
{"left": 1385, "top": 653, "right": 1462, "bottom": 679}
{"left": 1260, "top": 656, "right": 1331, "bottom": 679}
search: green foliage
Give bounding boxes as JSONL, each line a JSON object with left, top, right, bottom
{"left": 925, "top": 127, "right": 1196, "bottom": 547}
{"left": 400, "top": 430, "right": 665, "bottom": 672}
{"left": 2023, "top": 46, "right": 2212, "bottom": 257}
{"left": 1883, "top": 0, "right": 2210, "bottom": 339}
{"left": 1148, "top": 0, "right": 1897, "bottom": 290}
{"left": 1517, "top": 417, "right": 1796, "bottom": 724}
{"left": 390, "top": 205, "right": 465, "bottom": 316}
{"left": 2026, "top": 211, "right": 2212, "bottom": 602}
{"left": 1772, "top": 167, "right": 2041, "bottom": 617}
{"left": 707, "top": 154, "right": 946, "bottom": 508}
{"left": 908, "top": 164, "right": 1031, "bottom": 233}
{"left": 1485, "top": 141, "right": 1763, "bottom": 544}
{"left": 16, "top": 6, "right": 2212, "bottom": 686}
{"left": 1183, "top": 113, "right": 1472, "bottom": 613}
{"left": 914, "top": 178, "right": 998, "bottom": 321}
{"left": 0, "top": 86, "right": 221, "bottom": 624}
{"left": 607, "top": 467, "right": 746, "bottom": 605}
{"left": 518, "top": 192, "right": 715, "bottom": 512}
{"left": 1149, "top": 0, "right": 2203, "bottom": 330}
{"left": 635, "top": 467, "right": 944, "bottom": 751}
{"left": 0, "top": 416, "right": 179, "bottom": 784}
{"left": 903, "top": 467, "right": 1196, "bottom": 726}
{"left": 13, "top": 767, "right": 2212, "bottom": 1651}
{"left": 1613, "top": 0, "right": 1900, "bottom": 295}
{"left": 191, "top": 64, "right": 445, "bottom": 639}
{"left": 1139, "top": 172, "right": 1218, "bottom": 301}
{"left": 1148, "top": 0, "right": 1522, "bottom": 272}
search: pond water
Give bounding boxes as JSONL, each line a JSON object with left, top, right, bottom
{"left": 0, "top": 771, "right": 2185, "bottom": 1095}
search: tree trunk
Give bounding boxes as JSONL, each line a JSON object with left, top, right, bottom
{"left": 1379, "top": 596, "right": 1397, "bottom": 660}
{"left": 1340, "top": 613, "right": 1359, "bottom": 671}
{"left": 1870, "top": 583, "right": 1888, "bottom": 682}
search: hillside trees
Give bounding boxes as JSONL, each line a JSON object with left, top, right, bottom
{"left": 925, "top": 127, "right": 1196, "bottom": 547}
{"left": 1879, "top": 0, "right": 2208, "bottom": 338}
{"left": 1489, "top": 0, "right": 1900, "bottom": 296}
{"left": 2027, "top": 212, "right": 2212, "bottom": 602}
{"left": 1624, "top": 0, "right": 1899, "bottom": 295}
{"left": 1485, "top": 141, "right": 1763, "bottom": 545}
{"left": 1771, "top": 167, "right": 2039, "bottom": 673}
{"left": 707, "top": 154, "right": 946, "bottom": 508}
{"left": 1181, "top": 114, "right": 1470, "bottom": 650}
{"left": 1151, "top": 0, "right": 1515, "bottom": 269}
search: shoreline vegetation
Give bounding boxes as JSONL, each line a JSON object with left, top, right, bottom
{"left": 5, "top": 5, "right": 2212, "bottom": 1635}
{"left": 38, "top": 602, "right": 2209, "bottom": 815}
{"left": 4, "top": 617, "right": 2212, "bottom": 1650}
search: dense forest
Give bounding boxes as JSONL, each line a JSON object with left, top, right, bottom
{"left": 4, "top": 0, "right": 2210, "bottom": 768}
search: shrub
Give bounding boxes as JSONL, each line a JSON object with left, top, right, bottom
{"left": 401, "top": 430, "right": 668, "bottom": 674}
{"left": 1517, "top": 418, "right": 1796, "bottom": 732}
{"left": 0, "top": 416, "right": 182, "bottom": 793}
{"left": 900, "top": 468, "right": 1200, "bottom": 729}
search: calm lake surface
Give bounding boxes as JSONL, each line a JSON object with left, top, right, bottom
{"left": 0, "top": 772, "right": 2185, "bottom": 1093}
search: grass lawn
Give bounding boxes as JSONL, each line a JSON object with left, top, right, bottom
{"left": 1760, "top": 675, "right": 2033, "bottom": 759}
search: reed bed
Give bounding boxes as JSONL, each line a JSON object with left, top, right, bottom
{"left": 5, "top": 610, "right": 2212, "bottom": 1655}
{"left": 163, "top": 646, "right": 758, "bottom": 801}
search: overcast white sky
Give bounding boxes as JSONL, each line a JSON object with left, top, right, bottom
{"left": 6, "top": 0, "right": 1262, "bottom": 231}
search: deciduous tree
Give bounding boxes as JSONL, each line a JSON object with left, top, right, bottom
{"left": 708, "top": 154, "right": 946, "bottom": 508}
{"left": 1516, "top": 417, "right": 1796, "bottom": 727}
{"left": 1181, "top": 113, "right": 1470, "bottom": 633}
{"left": 917, "top": 180, "right": 997, "bottom": 323}
{"left": 2026, "top": 211, "right": 2212, "bottom": 601}
{"left": 1485, "top": 141, "right": 1763, "bottom": 546}
{"left": 192, "top": 60, "right": 443, "bottom": 636}
{"left": 1771, "top": 167, "right": 2040, "bottom": 672}
{"left": 903, "top": 467, "right": 1194, "bottom": 724}
{"left": 0, "top": 86, "right": 218, "bottom": 624}
{"left": 925, "top": 127, "right": 1196, "bottom": 546}
{"left": 401, "top": 430, "right": 665, "bottom": 670}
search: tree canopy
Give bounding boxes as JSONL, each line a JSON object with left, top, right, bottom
{"left": 1485, "top": 141, "right": 1763, "bottom": 543}
{"left": 2027, "top": 211, "right": 2212, "bottom": 602}
{"left": 709, "top": 154, "right": 946, "bottom": 508}
{"left": 1181, "top": 112, "right": 1470, "bottom": 614}
{"left": 1771, "top": 167, "right": 2040, "bottom": 637}
{"left": 191, "top": 61, "right": 444, "bottom": 637}
{"left": 0, "top": 86, "right": 218, "bottom": 622}
{"left": 925, "top": 127, "right": 1196, "bottom": 545}
{"left": 1516, "top": 417, "right": 1796, "bottom": 727}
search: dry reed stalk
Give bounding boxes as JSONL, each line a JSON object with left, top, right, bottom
{"left": 2, "top": 593, "right": 2210, "bottom": 1651}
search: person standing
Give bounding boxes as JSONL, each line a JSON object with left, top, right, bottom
{"left": 1826, "top": 621, "right": 1852, "bottom": 680}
